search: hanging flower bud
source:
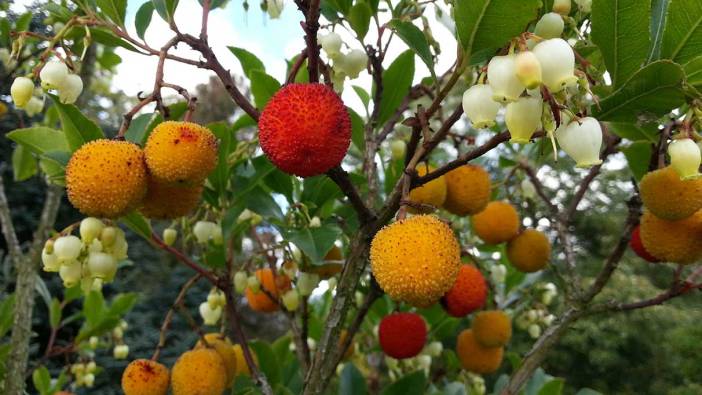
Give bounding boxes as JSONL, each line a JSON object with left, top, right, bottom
{"left": 11, "top": 77, "right": 34, "bottom": 107}
{"left": 113, "top": 344, "right": 129, "bottom": 359}
{"left": 101, "top": 227, "right": 118, "bottom": 247}
{"left": 211, "top": 224, "right": 223, "bottom": 245}
{"left": 163, "top": 228, "right": 177, "bottom": 246}
{"left": 533, "top": 38, "right": 577, "bottom": 92}
{"left": 555, "top": 117, "right": 603, "bottom": 167}
{"left": 309, "top": 216, "right": 321, "bottom": 228}
{"left": 40, "top": 61, "right": 69, "bottom": 89}
{"left": 319, "top": 32, "right": 343, "bottom": 59}
{"left": 552, "top": 0, "right": 571, "bottom": 15}
{"left": 281, "top": 289, "right": 300, "bottom": 311}
{"left": 199, "top": 302, "right": 222, "bottom": 326}
{"left": 58, "top": 74, "right": 83, "bottom": 104}
{"left": 390, "top": 139, "right": 406, "bottom": 161}
{"left": 336, "top": 49, "right": 368, "bottom": 79}
{"left": 24, "top": 96, "right": 44, "bottom": 116}
{"left": 521, "top": 179, "right": 537, "bottom": 199}
{"left": 514, "top": 51, "right": 542, "bottom": 89}
{"left": 505, "top": 96, "right": 543, "bottom": 143}
{"left": 59, "top": 259, "right": 83, "bottom": 288}
{"left": 534, "top": 13, "right": 565, "bottom": 40}
{"left": 87, "top": 252, "right": 117, "bottom": 279}
{"left": 462, "top": 84, "right": 501, "bottom": 129}
{"left": 234, "top": 271, "right": 248, "bottom": 293}
{"left": 668, "top": 138, "right": 701, "bottom": 179}
{"left": 528, "top": 324, "right": 542, "bottom": 338}
{"left": 80, "top": 217, "right": 105, "bottom": 243}
{"left": 575, "top": 0, "right": 592, "bottom": 13}
{"left": 247, "top": 275, "right": 261, "bottom": 293}
{"left": 487, "top": 55, "right": 525, "bottom": 103}
{"left": 297, "top": 272, "right": 320, "bottom": 296}
{"left": 42, "top": 248, "right": 60, "bottom": 272}
{"left": 193, "top": 221, "right": 217, "bottom": 243}
{"left": 54, "top": 235, "right": 83, "bottom": 261}
{"left": 266, "top": 0, "right": 284, "bottom": 18}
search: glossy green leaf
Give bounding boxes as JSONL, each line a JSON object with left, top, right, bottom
{"left": 89, "top": 28, "right": 140, "bottom": 53}
{"left": 120, "top": 211, "right": 153, "bottom": 240}
{"left": 594, "top": 60, "right": 685, "bottom": 122}
{"left": 97, "top": 0, "right": 127, "bottom": 26}
{"left": 50, "top": 95, "right": 104, "bottom": 151}
{"left": 340, "top": 363, "right": 368, "bottom": 395}
{"left": 6, "top": 127, "right": 68, "bottom": 154}
{"left": 49, "top": 298, "right": 62, "bottom": 329}
{"left": 15, "top": 12, "right": 32, "bottom": 32}
{"left": 284, "top": 224, "right": 342, "bottom": 264}
{"left": 591, "top": 0, "right": 651, "bottom": 86}
{"left": 107, "top": 293, "right": 138, "bottom": 316}
{"left": 660, "top": 0, "right": 702, "bottom": 64}
{"left": 125, "top": 112, "right": 161, "bottom": 145}
{"left": 647, "top": 0, "right": 669, "bottom": 62}
{"left": 538, "top": 379, "right": 565, "bottom": 395}
{"left": 250, "top": 70, "right": 281, "bottom": 109}
{"left": 381, "top": 371, "right": 426, "bottom": 395}
{"left": 250, "top": 341, "right": 282, "bottom": 385}
{"left": 684, "top": 55, "right": 702, "bottom": 88}
{"left": 229, "top": 46, "right": 266, "bottom": 78}
{"left": 152, "top": 0, "right": 179, "bottom": 22}
{"left": 348, "top": 2, "right": 372, "bottom": 40}
{"left": 0, "top": 295, "right": 15, "bottom": 338}
{"left": 352, "top": 85, "right": 370, "bottom": 110}
{"left": 377, "top": 50, "right": 414, "bottom": 126}
{"left": 135, "top": 1, "right": 155, "bottom": 40}
{"left": 208, "top": 122, "right": 235, "bottom": 196}
{"left": 244, "top": 187, "right": 284, "bottom": 219}
{"left": 12, "top": 145, "right": 37, "bottom": 181}
{"left": 606, "top": 122, "right": 658, "bottom": 142}
{"left": 349, "top": 108, "right": 365, "bottom": 152}
{"left": 622, "top": 141, "right": 653, "bottom": 181}
{"left": 32, "top": 366, "right": 51, "bottom": 395}
{"left": 98, "top": 50, "right": 122, "bottom": 70}
{"left": 83, "top": 291, "right": 105, "bottom": 326}
{"left": 388, "top": 19, "right": 433, "bottom": 74}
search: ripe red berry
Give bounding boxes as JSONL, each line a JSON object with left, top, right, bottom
{"left": 441, "top": 265, "right": 487, "bottom": 317}
{"left": 258, "top": 83, "right": 351, "bottom": 177}
{"left": 378, "top": 312, "right": 427, "bottom": 359}
{"left": 629, "top": 225, "right": 660, "bottom": 262}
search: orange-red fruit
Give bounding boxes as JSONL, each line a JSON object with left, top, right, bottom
{"left": 121, "top": 359, "right": 169, "bottom": 395}
{"left": 245, "top": 268, "right": 292, "bottom": 312}
{"left": 471, "top": 310, "right": 512, "bottom": 347}
{"left": 629, "top": 225, "right": 659, "bottom": 262}
{"left": 472, "top": 201, "right": 520, "bottom": 244}
{"left": 441, "top": 265, "right": 487, "bottom": 317}
{"left": 456, "top": 329, "right": 503, "bottom": 374}
{"left": 140, "top": 177, "right": 203, "bottom": 219}
{"left": 378, "top": 312, "right": 427, "bottom": 359}
{"left": 506, "top": 229, "right": 551, "bottom": 272}
{"left": 259, "top": 83, "right": 351, "bottom": 177}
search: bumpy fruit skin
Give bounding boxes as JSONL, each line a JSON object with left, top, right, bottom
{"left": 629, "top": 225, "right": 659, "bottom": 262}
{"left": 443, "top": 165, "right": 491, "bottom": 216}
{"left": 409, "top": 164, "right": 447, "bottom": 212}
{"left": 472, "top": 201, "right": 520, "bottom": 244}
{"left": 441, "top": 265, "right": 487, "bottom": 317}
{"left": 232, "top": 344, "right": 259, "bottom": 377}
{"left": 144, "top": 121, "right": 218, "bottom": 185}
{"left": 195, "top": 334, "right": 237, "bottom": 387}
{"left": 370, "top": 215, "right": 461, "bottom": 307}
{"left": 378, "top": 313, "right": 427, "bottom": 359}
{"left": 639, "top": 166, "right": 702, "bottom": 221}
{"left": 506, "top": 229, "right": 551, "bottom": 272}
{"left": 456, "top": 329, "right": 504, "bottom": 374}
{"left": 259, "top": 83, "right": 351, "bottom": 177}
{"left": 472, "top": 311, "right": 512, "bottom": 347}
{"left": 245, "top": 268, "right": 291, "bottom": 312}
{"left": 171, "top": 348, "right": 227, "bottom": 395}
{"left": 140, "top": 177, "right": 203, "bottom": 219}
{"left": 121, "top": 359, "right": 169, "bottom": 395}
{"left": 640, "top": 210, "right": 702, "bottom": 264}
{"left": 66, "top": 139, "right": 147, "bottom": 218}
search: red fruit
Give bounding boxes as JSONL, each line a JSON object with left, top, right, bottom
{"left": 441, "top": 265, "right": 487, "bottom": 317}
{"left": 378, "top": 312, "right": 427, "bottom": 359}
{"left": 630, "top": 225, "right": 660, "bottom": 262}
{"left": 259, "top": 83, "right": 351, "bottom": 177}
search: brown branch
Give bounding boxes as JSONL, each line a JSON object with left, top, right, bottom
{"left": 152, "top": 274, "right": 202, "bottom": 361}
{"left": 326, "top": 166, "right": 376, "bottom": 224}
{"left": 286, "top": 50, "right": 309, "bottom": 85}
{"left": 200, "top": 0, "right": 211, "bottom": 41}
{"left": 334, "top": 281, "right": 382, "bottom": 367}
{"left": 151, "top": 233, "right": 218, "bottom": 284}
{"left": 301, "top": 0, "right": 321, "bottom": 82}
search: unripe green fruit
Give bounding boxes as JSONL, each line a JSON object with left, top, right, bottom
{"left": 281, "top": 289, "right": 300, "bottom": 311}
{"left": 668, "top": 138, "right": 701, "bottom": 179}
{"left": 552, "top": 0, "right": 571, "bottom": 15}
{"left": 80, "top": 217, "right": 105, "bottom": 243}
{"left": 87, "top": 252, "right": 117, "bottom": 279}
{"left": 234, "top": 271, "right": 248, "bottom": 293}
{"left": 534, "top": 13, "right": 564, "bottom": 39}
{"left": 54, "top": 235, "right": 82, "bottom": 261}
{"left": 59, "top": 259, "right": 82, "bottom": 288}
{"left": 40, "top": 60, "right": 69, "bottom": 89}
{"left": 58, "top": 74, "right": 83, "bottom": 104}
{"left": 163, "top": 228, "right": 177, "bottom": 246}
{"left": 11, "top": 77, "right": 34, "bottom": 107}
{"left": 514, "top": 51, "right": 542, "bottom": 89}
{"left": 505, "top": 96, "right": 542, "bottom": 143}
{"left": 390, "top": 139, "right": 406, "bottom": 161}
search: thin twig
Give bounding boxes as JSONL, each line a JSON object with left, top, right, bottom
{"left": 152, "top": 274, "right": 202, "bottom": 361}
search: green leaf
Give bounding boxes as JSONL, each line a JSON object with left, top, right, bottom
{"left": 32, "top": 366, "right": 51, "bottom": 395}
{"left": 647, "top": 0, "right": 669, "bottom": 62}
{"left": 283, "top": 225, "right": 342, "bottom": 264}
{"left": 244, "top": 187, "right": 284, "bottom": 219}
{"left": 229, "top": 47, "right": 266, "bottom": 78}
{"left": 606, "top": 122, "right": 658, "bottom": 142}
{"left": 660, "top": 0, "right": 702, "bottom": 64}
{"left": 340, "top": 363, "right": 367, "bottom": 395}
{"left": 250, "top": 341, "right": 281, "bottom": 385}
{"left": 12, "top": 145, "right": 37, "bottom": 181}
{"left": 49, "top": 298, "right": 62, "bottom": 329}
{"left": 107, "top": 293, "right": 138, "bottom": 316}
{"left": 125, "top": 112, "right": 161, "bottom": 145}
{"left": 591, "top": 0, "right": 651, "bottom": 87}
{"left": 349, "top": 108, "right": 365, "bottom": 152}
{"left": 96, "top": 0, "right": 127, "bottom": 26}
{"left": 348, "top": 2, "right": 372, "bottom": 40}
{"left": 6, "top": 127, "right": 68, "bottom": 154}
{"left": 352, "top": 85, "right": 370, "bottom": 110}
{"left": 152, "top": 0, "right": 179, "bottom": 22}
{"left": 250, "top": 70, "right": 281, "bottom": 109}
{"left": 454, "top": 0, "right": 541, "bottom": 56}
{"left": 622, "top": 141, "right": 653, "bottom": 181}
{"left": 50, "top": 95, "right": 104, "bottom": 151}
{"left": 89, "top": 28, "right": 140, "bottom": 53}
{"left": 377, "top": 50, "right": 414, "bottom": 126}
{"left": 301, "top": 175, "right": 343, "bottom": 209}
{"left": 381, "top": 371, "right": 426, "bottom": 395}
{"left": 83, "top": 291, "right": 105, "bottom": 326}
{"left": 208, "top": 122, "right": 235, "bottom": 196}
{"left": 15, "top": 12, "right": 32, "bottom": 32}
{"left": 120, "top": 211, "right": 152, "bottom": 240}
{"left": 684, "top": 55, "right": 702, "bottom": 88}
{"left": 594, "top": 60, "right": 685, "bottom": 122}
{"left": 538, "top": 379, "right": 565, "bottom": 395}
{"left": 0, "top": 295, "right": 15, "bottom": 338}
{"left": 575, "top": 389, "right": 604, "bottom": 395}
{"left": 135, "top": 1, "right": 155, "bottom": 40}
{"left": 388, "top": 20, "right": 434, "bottom": 75}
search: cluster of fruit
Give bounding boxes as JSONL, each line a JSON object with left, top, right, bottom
{"left": 11, "top": 60, "right": 84, "bottom": 116}
{"left": 65, "top": 121, "right": 218, "bottom": 220}
{"left": 318, "top": 32, "right": 369, "bottom": 90}
{"left": 121, "top": 333, "right": 256, "bottom": 395}
{"left": 41, "top": 217, "right": 127, "bottom": 291}
{"left": 631, "top": 138, "right": 702, "bottom": 264}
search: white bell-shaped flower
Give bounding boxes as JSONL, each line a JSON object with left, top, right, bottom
{"left": 40, "top": 61, "right": 69, "bottom": 89}
{"left": 11, "top": 77, "right": 34, "bottom": 107}
{"left": 54, "top": 235, "right": 83, "bottom": 261}
{"left": 319, "top": 32, "right": 342, "bottom": 59}
{"left": 534, "top": 13, "right": 564, "bottom": 40}
{"left": 113, "top": 344, "right": 129, "bottom": 359}
{"left": 462, "top": 84, "right": 501, "bottom": 129}
{"left": 193, "top": 221, "right": 217, "bottom": 243}
{"left": 266, "top": 0, "right": 284, "bottom": 19}
{"left": 555, "top": 117, "right": 603, "bottom": 167}
{"left": 487, "top": 55, "right": 525, "bottom": 103}
{"left": 336, "top": 49, "right": 368, "bottom": 78}
{"left": 233, "top": 271, "right": 248, "bottom": 293}
{"left": 515, "top": 51, "right": 542, "bottom": 89}
{"left": 59, "top": 259, "right": 83, "bottom": 288}
{"left": 668, "top": 138, "right": 701, "bottom": 179}
{"left": 162, "top": 228, "right": 177, "bottom": 246}
{"left": 80, "top": 217, "right": 104, "bottom": 243}
{"left": 281, "top": 289, "right": 300, "bottom": 311}
{"left": 199, "top": 301, "right": 223, "bottom": 326}
{"left": 552, "top": 0, "right": 571, "bottom": 15}
{"left": 87, "top": 252, "right": 117, "bottom": 279}
{"left": 24, "top": 96, "right": 44, "bottom": 116}
{"left": 58, "top": 74, "right": 83, "bottom": 104}
{"left": 42, "top": 248, "right": 60, "bottom": 272}
{"left": 506, "top": 96, "right": 542, "bottom": 143}
{"left": 533, "top": 38, "right": 577, "bottom": 92}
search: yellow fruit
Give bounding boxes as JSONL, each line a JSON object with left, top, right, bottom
{"left": 370, "top": 215, "right": 461, "bottom": 307}
{"left": 65, "top": 139, "right": 147, "bottom": 218}
{"left": 456, "top": 329, "right": 503, "bottom": 374}
{"left": 140, "top": 177, "right": 203, "bottom": 219}
{"left": 639, "top": 166, "right": 702, "bottom": 220}
{"left": 472, "top": 201, "right": 520, "bottom": 244}
{"left": 640, "top": 210, "right": 702, "bottom": 264}
{"left": 195, "top": 334, "right": 238, "bottom": 387}
{"left": 443, "top": 165, "right": 491, "bottom": 216}
{"left": 506, "top": 229, "right": 551, "bottom": 272}
{"left": 121, "top": 359, "right": 169, "bottom": 395}
{"left": 408, "top": 164, "right": 447, "bottom": 212}
{"left": 144, "top": 121, "right": 218, "bottom": 185}
{"left": 232, "top": 344, "right": 259, "bottom": 377}
{"left": 472, "top": 310, "right": 512, "bottom": 347}
{"left": 171, "top": 348, "right": 227, "bottom": 395}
